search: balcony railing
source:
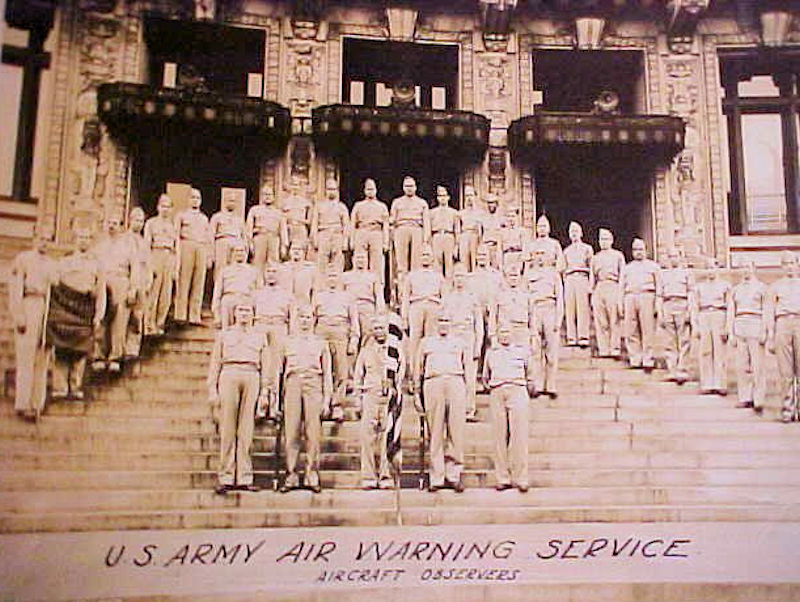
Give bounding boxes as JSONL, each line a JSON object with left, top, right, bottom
{"left": 508, "top": 112, "right": 685, "bottom": 165}
{"left": 97, "top": 82, "right": 291, "bottom": 147}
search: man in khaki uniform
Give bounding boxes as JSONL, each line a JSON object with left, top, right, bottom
{"left": 563, "top": 221, "right": 593, "bottom": 348}
{"left": 691, "top": 257, "right": 730, "bottom": 395}
{"left": 499, "top": 209, "right": 530, "bottom": 272}
{"left": 391, "top": 176, "right": 430, "bottom": 278}
{"left": 207, "top": 301, "right": 269, "bottom": 494}
{"left": 52, "top": 229, "right": 106, "bottom": 400}
{"left": 246, "top": 184, "right": 287, "bottom": 271}
{"left": 620, "top": 238, "right": 660, "bottom": 370}
{"left": 482, "top": 323, "right": 535, "bottom": 493}
{"left": 253, "top": 263, "right": 294, "bottom": 419}
{"left": 310, "top": 178, "right": 350, "bottom": 273}
{"left": 352, "top": 314, "right": 406, "bottom": 489}
{"left": 591, "top": 228, "right": 626, "bottom": 358}
{"left": 402, "top": 244, "right": 445, "bottom": 361}
{"left": 729, "top": 260, "right": 766, "bottom": 412}
{"left": 272, "top": 305, "right": 333, "bottom": 493}
{"left": 93, "top": 215, "right": 140, "bottom": 372}
{"left": 342, "top": 247, "right": 384, "bottom": 353}
{"left": 767, "top": 252, "right": 800, "bottom": 421}
{"left": 490, "top": 268, "right": 535, "bottom": 348}
{"left": 469, "top": 244, "right": 504, "bottom": 383}
{"left": 210, "top": 193, "right": 247, "bottom": 285}
{"left": 457, "top": 185, "right": 485, "bottom": 272}
{"left": 281, "top": 175, "right": 313, "bottom": 257}
{"left": 10, "top": 226, "right": 56, "bottom": 419}
{"left": 659, "top": 248, "right": 693, "bottom": 383}
{"left": 429, "top": 185, "right": 459, "bottom": 279}
{"left": 526, "top": 215, "right": 565, "bottom": 273}
{"left": 123, "top": 207, "right": 149, "bottom": 359}
{"left": 211, "top": 242, "right": 260, "bottom": 329}
{"left": 144, "top": 195, "right": 177, "bottom": 336}
{"left": 442, "top": 264, "right": 484, "bottom": 422}
{"left": 527, "top": 248, "right": 564, "bottom": 398}
{"left": 313, "top": 268, "right": 360, "bottom": 421}
{"left": 350, "top": 178, "right": 390, "bottom": 285}
{"left": 277, "top": 240, "right": 319, "bottom": 305}
{"left": 414, "top": 311, "right": 469, "bottom": 492}
{"left": 174, "top": 187, "right": 211, "bottom": 325}
{"left": 481, "top": 195, "right": 503, "bottom": 268}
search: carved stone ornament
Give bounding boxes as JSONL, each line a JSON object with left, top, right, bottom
{"left": 488, "top": 147, "right": 507, "bottom": 194}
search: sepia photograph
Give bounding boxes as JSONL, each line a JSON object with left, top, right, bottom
{"left": 1, "top": 0, "right": 800, "bottom": 600}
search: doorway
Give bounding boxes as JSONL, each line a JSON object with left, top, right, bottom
{"left": 533, "top": 151, "right": 654, "bottom": 259}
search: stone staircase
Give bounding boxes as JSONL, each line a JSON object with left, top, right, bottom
{"left": 1, "top": 320, "right": 800, "bottom": 534}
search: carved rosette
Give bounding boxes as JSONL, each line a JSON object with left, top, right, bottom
{"left": 663, "top": 54, "right": 709, "bottom": 261}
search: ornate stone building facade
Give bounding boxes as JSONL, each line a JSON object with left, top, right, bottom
{"left": 3, "top": 0, "right": 800, "bottom": 266}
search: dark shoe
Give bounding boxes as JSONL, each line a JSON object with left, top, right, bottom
{"left": 546, "top": 391, "right": 558, "bottom": 400}
{"left": 517, "top": 484, "right": 529, "bottom": 493}
{"left": 735, "top": 401, "right": 754, "bottom": 409}
{"left": 717, "top": 389, "right": 728, "bottom": 397}
{"left": 309, "top": 484, "right": 322, "bottom": 493}
{"left": 240, "top": 484, "right": 260, "bottom": 492}
{"left": 279, "top": 483, "right": 292, "bottom": 493}
{"left": 754, "top": 406, "right": 764, "bottom": 416}
{"left": 452, "top": 479, "right": 465, "bottom": 493}
{"left": 215, "top": 484, "right": 232, "bottom": 495}
{"left": 428, "top": 484, "right": 440, "bottom": 492}
{"left": 643, "top": 365, "right": 654, "bottom": 374}
{"left": 465, "top": 411, "right": 479, "bottom": 423}
{"left": 495, "top": 482, "right": 512, "bottom": 491}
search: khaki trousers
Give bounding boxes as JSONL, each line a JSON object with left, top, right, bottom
{"left": 459, "top": 231, "right": 480, "bottom": 271}
{"left": 148, "top": 249, "right": 173, "bottom": 332}
{"left": 52, "top": 351, "right": 86, "bottom": 397}
{"left": 316, "top": 230, "right": 345, "bottom": 273}
{"left": 360, "top": 390, "right": 391, "bottom": 485}
{"left": 316, "top": 320, "right": 350, "bottom": 406}
{"left": 734, "top": 316, "right": 765, "bottom": 408}
{"left": 353, "top": 229, "right": 385, "bottom": 284}
{"left": 662, "top": 299, "right": 691, "bottom": 379}
{"left": 624, "top": 292, "right": 656, "bottom": 368}
{"left": 218, "top": 367, "right": 258, "bottom": 486}
{"left": 214, "top": 236, "right": 241, "bottom": 285}
{"left": 697, "top": 309, "right": 728, "bottom": 391}
{"left": 254, "top": 321, "right": 288, "bottom": 415}
{"left": 423, "top": 375, "right": 466, "bottom": 487}
{"left": 14, "top": 296, "right": 48, "bottom": 413}
{"left": 532, "top": 304, "right": 559, "bottom": 393}
{"left": 489, "top": 384, "right": 529, "bottom": 487}
{"left": 126, "top": 291, "right": 146, "bottom": 358}
{"left": 252, "top": 232, "right": 281, "bottom": 270}
{"left": 409, "top": 300, "right": 439, "bottom": 358}
{"left": 592, "top": 281, "right": 621, "bottom": 356}
{"left": 393, "top": 225, "right": 423, "bottom": 275}
{"left": 565, "top": 273, "right": 591, "bottom": 345}
{"left": 287, "top": 224, "right": 309, "bottom": 256}
{"left": 432, "top": 232, "right": 455, "bottom": 279}
{"left": 97, "top": 276, "right": 130, "bottom": 361}
{"left": 283, "top": 373, "right": 323, "bottom": 487}
{"left": 775, "top": 316, "right": 800, "bottom": 403}
{"left": 175, "top": 241, "right": 207, "bottom": 323}
{"left": 453, "top": 328, "right": 477, "bottom": 416}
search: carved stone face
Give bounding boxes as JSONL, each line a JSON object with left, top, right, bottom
{"left": 363, "top": 179, "right": 377, "bottom": 199}
{"left": 403, "top": 178, "right": 416, "bottom": 197}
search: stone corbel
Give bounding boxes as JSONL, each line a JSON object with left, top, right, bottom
{"left": 666, "top": 0, "right": 709, "bottom": 53}
{"left": 759, "top": 4, "right": 794, "bottom": 47}
{"left": 385, "top": 6, "right": 418, "bottom": 42}
{"left": 479, "top": 0, "right": 517, "bottom": 52}
{"left": 574, "top": 16, "right": 606, "bottom": 50}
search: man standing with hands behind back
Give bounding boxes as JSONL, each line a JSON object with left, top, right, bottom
{"left": 174, "top": 187, "right": 211, "bottom": 325}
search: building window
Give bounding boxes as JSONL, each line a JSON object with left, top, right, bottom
{"left": 721, "top": 50, "right": 800, "bottom": 235}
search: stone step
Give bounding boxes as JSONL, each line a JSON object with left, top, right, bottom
{"left": 3, "top": 502, "right": 799, "bottom": 533}
{"left": 0, "top": 399, "right": 215, "bottom": 418}
{"left": 1, "top": 485, "right": 797, "bottom": 515}
{"left": 3, "top": 467, "right": 799, "bottom": 492}
{"left": 0, "top": 415, "right": 217, "bottom": 436}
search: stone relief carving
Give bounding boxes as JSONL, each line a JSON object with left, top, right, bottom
{"left": 665, "top": 56, "right": 706, "bottom": 259}
{"left": 284, "top": 27, "right": 325, "bottom": 117}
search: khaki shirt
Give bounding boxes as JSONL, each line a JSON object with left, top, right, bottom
{"left": 483, "top": 344, "right": 534, "bottom": 388}
{"left": 459, "top": 208, "right": 485, "bottom": 234}
{"left": 12, "top": 249, "right": 56, "bottom": 298}
{"left": 491, "top": 287, "right": 535, "bottom": 335}
{"left": 527, "top": 237, "right": 565, "bottom": 272}
{"left": 313, "top": 200, "right": 350, "bottom": 233}
{"left": 281, "top": 194, "right": 312, "bottom": 229}
{"left": 351, "top": 199, "right": 389, "bottom": 231}
{"left": 174, "top": 209, "right": 211, "bottom": 244}
{"left": 592, "top": 249, "right": 626, "bottom": 284}
{"left": 481, "top": 212, "right": 503, "bottom": 247}
{"left": 353, "top": 338, "right": 406, "bottom": 394}
{"left": 95, "top": 235, "right": 135, "bottom": 279}
{"left": 313, "top": 289, "right": 359, "bottom": 338}
{"left": 732, "top": 279, "right": 766, "bottom": 317}
{"left": 468, "top": 267, "right": 503, "bottom": 310}
{"left": 277, "top": 260, "right": 318, "bottom": 304}
{"left": 564, "top": 241, "right": 593, "bottom": 277}
{"left": 391, "top": 195, "right": 428, "bottom": 227}
{"left": 695, "top": 279, "right": 730, "bottom": 311}
{"left": 622, "top": 259, "right": 660, "bottom": 295}
{"left": 341, "top": 270, "right": 381, "bottom": 307}
{"left": 661, "top": 267, "right": 692, "bottom": 301}
{"left": 527, "top": 268, "right": 562, "bottom": 305}
{"left": 212, "top": 263, "right": 259, "bottom": 316}
{"left": 430, "top": 206, "right": 458, "bottom": 234}
{"left": 209, "top": 211, "right": 245, "bottom": 241}
{"left": 768, "top": 277, "right": 800, "bottom": 318}
{"left": 404, "top": 268, "right": 444, "bottom": 304}
{"left": 207, "top": 327, "right": 269, "bottom": 393}
{"left": 418, "top": 334, "right": 467, "bottom": 379}
{"left": 144, "top": 216, "right": 177, "bottom": 251}
{"left": 274, "top": 333, "right": 333, "bottom": 397}
{"left": 247, "top": 205, "right": 284, "bottom": 235}
{"left": 501, "top": 227, "right": 529, "bottom": 253}
{"left": 254, "top": 284, "right": 293, "bottom": 325}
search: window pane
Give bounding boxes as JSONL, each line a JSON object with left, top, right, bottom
{"left": 742, "top": 113, "right": 786, "bottom": 231}
{"left": 0, "top": 64, "right": 23, "bottom": 197}
{"left": 737, "top": 75, "right": 780, "bottom": 97}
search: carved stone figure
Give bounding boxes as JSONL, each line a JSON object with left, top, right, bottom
{"left": 481, "top": 194, "right": 503, "bottom": 268}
